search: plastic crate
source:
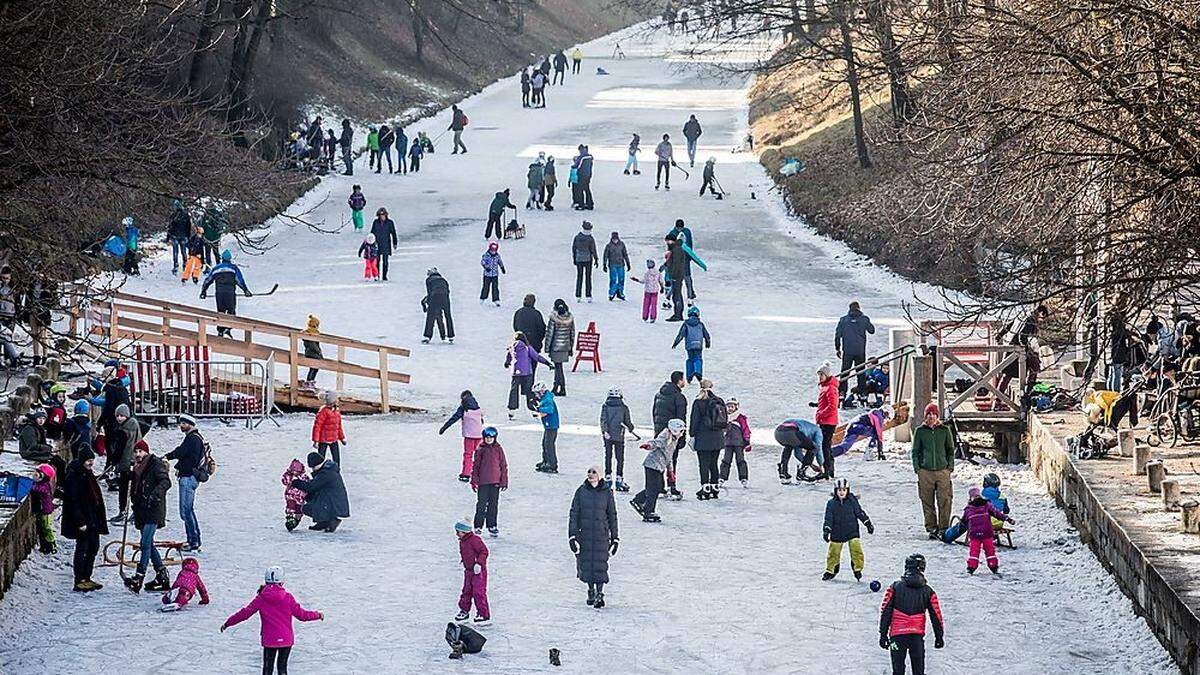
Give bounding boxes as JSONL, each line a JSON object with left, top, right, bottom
{"left": 0, "top": 474, "right": 35, "bottom": 506}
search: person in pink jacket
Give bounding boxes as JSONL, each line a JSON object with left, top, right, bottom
{"left": 161, "top": 557, "right": 210, "bottom": 611}
{"left": 962, "top": 487, "right": 1016, "bottom": 575}
{"left": 454, "top": 519, "right": 491, "bottom": 624}
{"left": 221, "top": 566, "right": 324, "bottom": 675}
{"left": 470, "top": 427, "right": 508, "bottom": 535}
{"left": 439, "top": 390, "right": 485, "bottom": 482}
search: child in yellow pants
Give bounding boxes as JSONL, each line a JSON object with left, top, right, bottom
{"left": 823, "top": 477, "right": 874, "bottom": 581}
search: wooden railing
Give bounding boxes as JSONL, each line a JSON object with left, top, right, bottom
{"left": 81, "top": 292, "right": 411, "bottom": 412}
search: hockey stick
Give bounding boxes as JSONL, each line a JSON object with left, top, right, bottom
{"left": 249, "top": 284, "right": 279, "bottom": 297}
{"left": 672, "top": 162, "right": 691, "bottom": 179}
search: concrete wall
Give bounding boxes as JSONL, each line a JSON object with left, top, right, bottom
{"left": 0, "top": 498, "right": 36, "bottom": 601}
{"left": 1027, "top": 415, "right": 1199, "bottom": 675}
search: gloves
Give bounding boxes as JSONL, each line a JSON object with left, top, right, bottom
{"left": 822, "top": 530, "right": 831, "bottom": 543}
{"left": 318, "top": 612, "right": 325, "bottom": 621}
{"left": 500, "top": 486, "right": 507, "bottom": 492}
{"left": 472, "top": 486, "right": 477, "bottom": 493}
{"left": 199, "top": 598, "right": 209, "bottom": 605}
{"left": 879, "top": 635, "right": 889, "bottom": 649}
{"left": 473, "top": 563, "right": 482, "bottom": 575}
{"left": 608, "top": 538, "right": 619, "bottom": 556}
{"left": 808, "top": 401, "right": 817, "bottom": 408}
{"left": 199, "top": 293, "right": 207, "bottom": 300}
{"left": 603, "top": 432, "right": 611, "bottom": 440}
{"left": 569, "top": 537, "right": 580, "bottom": 554}
{"left": 1007, "top": 517, "right": 1017, "bottom": 525}
{"left": 438, "top": 426, "right": 447, "bottom": 436}
{"left": 866, "top": 522, "right": 875, "bottom": 535}
{"left": 934, "top": 637, "right": 944, "bottom": 649}
{"left": 744, "top": 445, "right": 752, "bottom": 453}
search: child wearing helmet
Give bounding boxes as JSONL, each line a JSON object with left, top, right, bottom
{"left": 631, "top": 419, "right": 685, "bottom": 522}
{"left": 533, "top": 382, "right": 560, "bottom": 473}
{"left": 30, "top": 463, "right": 57, "bottom": 554}
{"left": 671, "top": 305, "right": 710, "bottom": 383}
{"left": 822, "top": 478, "right": 874, "bottom": 581}
{"left": 599, "top": 387, "right": 636, "bottom": 491}
{"left": 221, "top": 566, "right": 324, "bottom": 674}
{"left": 719, "top": 398, "right": 752, "bottom": 487}
{"left": 43, "top": 383, "right": 69, "bottom": 439}
{"left": 981, "top": 472, "right": 1011, "bottom": 531}
{"left": 470, "top": 427, "right": 508, "bottom": 536}
{"left": 358, "top": 233, "right": 380, "bottom": 281}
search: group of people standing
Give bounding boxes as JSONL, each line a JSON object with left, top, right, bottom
{"left": 519, "top": 48, "right": 584, "bottom": 108}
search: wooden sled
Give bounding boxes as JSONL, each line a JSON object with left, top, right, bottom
{"left": 102, "top": 537, "right": 187, "bottom": 569}
{"left": 502, "top": 217, "right": 525, "bottom": 239}
{"left": 947, "top": 515, "right": 1016, "bottom": 550}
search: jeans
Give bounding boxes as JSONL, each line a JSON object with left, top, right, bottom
{"left": 1107, "top": 363, "right": 1125, "bottom": 392}
{"left": 170, "top": 237, "right": 188, "bottom": 270}
{"left": 541, "top": 428, "right": 559, "bottom": 469}
{"left": 452, "top": 130, "right": 467, "bottom": 153}
{"left": 474, "top": 483, "right": 501, "bottom": 529}
{"left": 377, "top": 147, "right": 393, "bottom": 173}
{"left": 685, "top": 348, "right": 703, "bottom": 382}
{"left": 686, "top": 138, "right": 698, "bottom": 165}
{"left": 137, "top": 522, "right": 164, "bottom": 574}
{"left": 625, "top": 153, "right": 638, "bottom": 173}
{"left": 604, "top": 439, "right": 625, "bottom": 476}
{"left": 178, "top": 475, "right": 201, "bottom": 548}
{"left": 341, "top": 146, "right": 353, "bottom": 174}
{"left": 608, "top": 267, "right": 626, "bottom": 299}
{"left": 72, "top": 531, "right": 100, "bottom": 582}
{"left": 656, "top": 160, "right": 671, "bottom": 187}
{"left": 575, "top": 263, "right": 593, "bottom": 298}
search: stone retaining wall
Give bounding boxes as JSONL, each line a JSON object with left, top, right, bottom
{"left": 1027, "top": 415, "right": 1199, "bottom": 674}
{"left": 0, "top": 498, "right": 36, "bottom": 601}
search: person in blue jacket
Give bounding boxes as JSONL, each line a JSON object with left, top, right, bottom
{"left": 942, "top": 472, "right": 1011, "bottom": 543}
{"left": 671, "top": 306, "right": 710, "bottom": 383}
{"left": 200, "top": 250, "right": 252, "bottom": 338}
{"left": 774, "top": 417, "right": 823, "bottom": 484}
{"left": 533, "top": 382, "right": 561, "bottom": 473}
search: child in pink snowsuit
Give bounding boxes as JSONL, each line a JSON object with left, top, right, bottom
{"left": 962, "top": 487, "right": 1016, "bottom": 574}
{"left": 630, "top": 258, "right": 661, "bottom": 323}
{"left": 30, "top": 463, "right": 57, "bottom": 554}
{"left": 281, "top": 459, "right": 309, "bottom": 531}
{"left": 222, "top": 566, "right": 323, "bottom": 675}
{"left": 439, "top": 390, "right": 484, "bottom": 483}
{"left": 454, "top": 519, "right": 490, "bottom": 623}
{"left": 161, "top": 557, "right": 210, "bottom": 611}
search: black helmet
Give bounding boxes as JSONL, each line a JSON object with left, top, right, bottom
{"left": 904, "top": 553, "right": 926, "bottom": 573}
{"left": 983, "top": 473, "right": 1001, "bottom": 488}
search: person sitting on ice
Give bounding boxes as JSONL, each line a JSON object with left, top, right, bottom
{"left": 160, "top": 557, "right": 210, "bottom": 612}
{"left": 828, "top": 404, "right": 894, "bottom": 462}
{"left": 941, "top": 472, "right": 1012, "bottom": 544}
{"left": 961, "top": 486, "right": 1016, "bottom": 575}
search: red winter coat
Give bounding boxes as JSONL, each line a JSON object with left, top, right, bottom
{"left": 816, "top": 377, "right": 840, "bottom": 426}
{"left": 470, "top": 441, "right": 509, "bottom": 490}
{"left": 459, "top": 532, "right": 489, "bottom": 571}
{"left": 312, "top": 406, "right": 344, "bottom": 444}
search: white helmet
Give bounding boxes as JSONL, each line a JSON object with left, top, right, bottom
{"left": 667, "top": 418, "right": 685, "bottom": 434}
{"left": 608, "top": 387, "right": 622, "bottom": 398}
{"left": 532, "top": 381, "right": 549, "bottom": 394}
{"left": 264, "top": 566, "right": 284, "bottom": 584}
{"left": 881, "top": 404, "right": 895, "bottom": 420}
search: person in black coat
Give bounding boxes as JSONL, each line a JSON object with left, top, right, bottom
{"left": 295, "top": 452, "right": 351, "bottom": 532}
{"left": 823, "top": 477, "right": 874, "bottom": 581}
{"left": 127, "top": 445, "right": 172, "bottom": 593}
{"left": 512, "top": 294, "right": 547, "bottom": 356}
{"left": 370, "top": 208, "right": 399, "bottom": 281}
{"left": 97, "top": 374, "right": 130, "bottom": 440}
{"left": 61, "top": 448, "right": 108, "bottom": 592}
{"left": 167, "top": 199, "right": 192, "bottom": 274}
{"left": 553, "top": 51, "right": 568, "bottom": 84}
{"left": 421, "top": 268, "right": 455, "bottom": 343}
{"left": 568, "top": 467, "right": 619, "bottom": 608}
{"left": 377, "top": 125, "right": 395, "bottom": 174}
{"left": 688, "top": 380, "right": 727, "bottom": 500}
{"left": 652, "top": 372, "right": 688, "bottom": 498}
{"left": 339, "top": 119, "right": 354, "bottom": 175}
{"left": 486, "top": 190, "right": 516, "bottom": 239}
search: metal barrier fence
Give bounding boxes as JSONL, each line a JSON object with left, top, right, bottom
{"left": 129, "top": 345, "right": 275, "bottom": 427}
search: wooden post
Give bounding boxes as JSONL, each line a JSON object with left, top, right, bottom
{"left": 1134, "top": 444, "right": 1151, "bottom": 475}
{"left": 378, "top": 348, "right": 390, "bottom": 413}
{"left": 1117, "top": 428, "right": 1136, "bottom": 458}
{"left": 288, "top": 333, "right": 299, "bottom": 406}
{"left": 243, "top": 330, "right": 252, "bottom": 375}
{"left": 1162, "top": 479, "right": 1182, "bottom": 511}
{"left": 910, "top": 355, "right": 933, "bottom": 438}
{"left": 197, "top": 319, "right": 208, "bottom": 348}
{"left": 336, "top": 344, "right": 346, "bottom": 391}
{"left": 107, "top": 301, "right": 119, "bottom": 349}
{"left": 1181, "top": 500, "right": 1200, "bottom": 534}
{"left": 1147, "top": 460, "right": 1165, "bottom": 493}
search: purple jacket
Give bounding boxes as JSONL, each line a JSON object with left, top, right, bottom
{"left": 505, "top": 340, "right": 549, "bottom": 376}
{"left": 961, "top": 497, "right": 1010, "bottom": 540}
{"left": 470, "top": 441, "right": 509, "bottom": 489}
{"left": 30, "top": 479, "right": 55, "bottom": 516}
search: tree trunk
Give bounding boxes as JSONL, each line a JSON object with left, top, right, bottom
{"left": 837, "top": 12, "right": 872, "bottom": 168}
{"left": 187, "top": 0, "right": 223, "bottom": 93}
{"left": 223, "top": 0, "right": 273, "bottom": 145}
{"left": 410, "top": 0, "right": 425, "bottom": 63}
{"left": 865, "top": 0, "right": 914, "bottom": 126}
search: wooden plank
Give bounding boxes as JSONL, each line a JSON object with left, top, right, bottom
{"left": 336, "top": 344, "right": 345, "bottom": 391}
{"left": 378, "top": 348, "right": 390, "bottom": 414}
{"left": 243, "top": 330, "right": 252, "bottom": 375}
{"left": 288, "top": 333, "right": 299, "bottom": 407}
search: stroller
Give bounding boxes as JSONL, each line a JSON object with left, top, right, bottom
{"left": 1069, "top": 380, "right": 1144, "bottom": 459}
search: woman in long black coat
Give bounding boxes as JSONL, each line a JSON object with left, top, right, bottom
{"left": 568, "top": 466, "right": 618, "bottom": 608}
{"left": 294, "top": 452, "right": 351, "bottom": 532}
{"left": 61, "top": 448, "right": 108, "bottom": 592}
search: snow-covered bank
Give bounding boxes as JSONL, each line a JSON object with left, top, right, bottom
{"left": 0, "top": 25, "right": 1174, "bottom": 674}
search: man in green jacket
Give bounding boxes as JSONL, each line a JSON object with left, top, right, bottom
{"left": 911, "top": 402, "right": 955, "bottom": 538}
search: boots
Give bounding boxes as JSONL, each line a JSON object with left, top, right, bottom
{"left": 614, "top": 476, "right": 629, "bottom": 492}
{"left": 144, "top": 567, "right": 171, "bottom": 592}
{"left": 124, "top": 572, "right": 145, "bottom": 594}
{"left": 778, "top": 463, "right": 792, "bottom": 485}
{"left": 709, "top": 483, "right": 719, "bottom": 499}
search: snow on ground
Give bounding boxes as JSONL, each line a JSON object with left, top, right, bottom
{"left": 0, "top": 25, "right": 1176, "bottom": 674}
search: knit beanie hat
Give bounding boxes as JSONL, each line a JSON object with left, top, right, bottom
{"left": 454, "top": 518, "right": 472, "bottom": 533}
{"left": 968, "top": 487, "right": 982, "bottom": 500}
{"left": 924, "top": 402, "right": 940, "bottom": 418}
{"left": 817, "top": 361, "right": 833, "bottom": 378}
{"left": 323, "top": 390, "right": 338, "bottom": 407}
{"left": 307, "top": 452, "right": 324, "bottom": 469}
{"left": 77, "top": 447, "right": 96, "bottom": 463}
{"left": 304, "top": 314, "right": 320, "bottom": 335}
{"left": 114, "top": 404, "right": 131, "bottom": 418}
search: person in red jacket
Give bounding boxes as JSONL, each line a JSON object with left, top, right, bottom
{"left": 470, "top": 427, "right": 508, "bottom": 536}
{"left": 814, "top": 361, "right": 840, "bottom": 479}
{"left": 311, "top": 390, "right": 347, "bottom": 465}
{"left": 454, "top": 519, "right": 490, "bottom": 624}
{"left": 879, "top": 553, "right": 945, "bottom": 675}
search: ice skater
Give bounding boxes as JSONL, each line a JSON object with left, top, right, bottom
{"left": 454, "top": 519, "right": 491, "bottom": 623}
{"left": 470, "top": 427, "right": 508, "bottom": 536}
{"left": 775, "top": 417, "right": 824, "bottom": 484}
{"left": 439, "top": 390, "right": 484, "bottom": 482}
{"left": 822, "top": 478, "right": 874, "bottom": 581}
{"left": 631, "top": 419, "right": 685, "bottom": 522}
{"left": 719, "top": 398, "right": 751, "bottom": 488}
{"left": 630, "top": 259, "right": 661, "bottom": 322}
{"left": 599, "top": 387, "right": 636, "bottom": 491}
{"left": 671, "top": 306, "right": 710, "bottom": 382}
{"left": 221, "top": 566, "right": 324, "bottom": 675}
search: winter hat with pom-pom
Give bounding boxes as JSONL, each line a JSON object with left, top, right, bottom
{"left": 36, "top": 463, "right": 56, "bottom": 483}
{"left": 303, "top": 314, "right": 320, "bottom": 335}
{"left": 817, "top": 361, "right": 833, "bottom": 378}
{"left": 323, "top": 390, "right": 338, "bottom": 407}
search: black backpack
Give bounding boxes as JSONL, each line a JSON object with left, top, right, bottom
{"left": 708, "top": 396, "right": 728, "bottom": 430}
{"left": 445, "top": 622, "right": 486, "bottom": 654}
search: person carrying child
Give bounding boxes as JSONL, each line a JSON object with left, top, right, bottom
{"left": 454, "top": 519, "right": 491, "bottom": 624}
{"left": 221, "top": 566, "right": 324, "bottom": 675}
{"left": 671, "top": 305, "right": 710, "bottom": 382}
{"left": 470, "top": 427, "right": 508, "bottom": 536}
{"left": 439, "top": 390, "right": 485, "bottom": 482}
{"left": 961, "top": 486, "right": 1016, "bottom": 575}
{"left": 31, "top": 463, "right": 57, "bottom": 554}
{"left": 301, "top": 315, "right": 323, "bottom": 389}
{"left": 161, "top": 557, "right": 210, "bottom": 611}
{"left": 358, "top": 234, "right": 380, "bottom": 281}
{"left": 347, "top": 185, "right": 367, "bottom": 231}
{"left": 823, "top": 477, "right": 874, "bottom": 581}
{"left": 281, "top": 459, "right": 309, "bottom": 532}
{"left": 630, "top": 258, "right": 661, "bottom": 323}
{"left": 631, "top": 419, "right": 684, "bottom": 522}
{"left": 719, "top": 398, "right": 751, "bottom": 488}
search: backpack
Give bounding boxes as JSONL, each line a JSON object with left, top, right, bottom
{"left": 192, "top": 432, "right": 217, "bottom": 483}
{"left": 445, "top": 622, "right": 486, "bottom": 654}
{"left": 460, "top": 113, "right": 469, "bottom": 127}
{"left": 708, "top": 396, "right": 728, "bottom": 430}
